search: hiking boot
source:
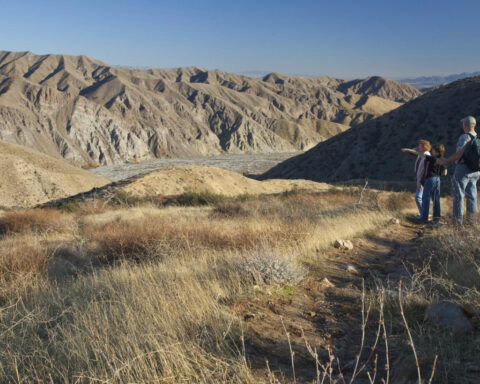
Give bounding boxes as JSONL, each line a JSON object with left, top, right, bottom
{"left": 415, "top": 217, "right": 428, "bottom": 224}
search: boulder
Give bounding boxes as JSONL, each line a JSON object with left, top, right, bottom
{"left": 425, "top": 301, "right": 473, "bottom": 334}
{"left": 334, "top": 239, "right": 353, "bottom": 250}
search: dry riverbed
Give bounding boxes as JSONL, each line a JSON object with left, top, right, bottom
{"left": 89, "top": 152, "right": 300, "bottom": 181}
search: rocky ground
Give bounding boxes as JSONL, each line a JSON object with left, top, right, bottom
{"left": 237, "top": 218, "right": 480, "bottom": 383}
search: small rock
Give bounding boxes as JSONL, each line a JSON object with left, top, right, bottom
{"left": 389, "top": 217, "right": 400, "bottom": 225}
{"left": 309, "top": 311, "right": 316, "bottom": 318}
{"left": 334, "top": 239, "right": 353, "bottom": 250}
{"left": 425, "top": 301, "right": 473, "bottom": 334}
{"left": 243, "top": 313, "right": 255, "bottom": 321}
{"left": 345, "top": 265, "right": 360, "bottom": 275}
{"left": 319, "top": 277, "right": 335, "bottom": 288}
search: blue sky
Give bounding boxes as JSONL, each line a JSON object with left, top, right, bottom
{"left": 1, "top": 0, "right": 479, "bottom": 79}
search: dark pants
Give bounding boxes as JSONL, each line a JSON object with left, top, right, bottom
{"left": 420, "top": 177, "right": 440, "bottom": 221}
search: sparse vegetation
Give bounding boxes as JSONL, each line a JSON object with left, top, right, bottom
{"left": 175, "top": 190, "right": 228, "bottom": 206}
{"left": 0, "top": 188, "right": 476, "bottom": 383}
{"left": 0, "top": 208, "right": 73, "bottom": 234}
{"left": 81, "top": 162, "right": 100, "bottom": 170}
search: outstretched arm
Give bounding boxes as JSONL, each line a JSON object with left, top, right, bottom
{"left": 437, "top": 148, "right": 465, "bottom": 165}
{"left": 401, "top": 148, "right": 421, "bottom": 156}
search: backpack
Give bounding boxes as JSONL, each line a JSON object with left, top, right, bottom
{"left": 462, "top": 133, "right": 480, "bottom": 171}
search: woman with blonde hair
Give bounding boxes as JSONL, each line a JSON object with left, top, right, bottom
{"left": 401, "top": 139, "right": 431, "bottom": 218}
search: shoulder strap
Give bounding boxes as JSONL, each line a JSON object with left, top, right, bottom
{"left": 467, "top": 132, "right": 477, "bottom": 141}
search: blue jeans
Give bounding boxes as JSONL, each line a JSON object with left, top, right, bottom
{"left": 415, "top": 187, "right": 423, "bottom": 216}
{"left": 420, "top": 177, "right": 440, "bottom": 221}
{"left": 452, "top": 164, "right": 480, "bottom": 224}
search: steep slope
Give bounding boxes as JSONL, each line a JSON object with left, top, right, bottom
{"left": 0, "top": 140, "right": 109, "bottom": 207}
{"left": 262, "top": 76, "right": 480, "bottom": 182}
{"left": 0, "top": 51, "right": 419, "bottom": 166}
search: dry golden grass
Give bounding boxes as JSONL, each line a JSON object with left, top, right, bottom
{"left": 0, "top": 208, "right": 73, "bottom": 234}
{"left": 0, "top": 234, "right": 49, "bottom": 285}
{"left": 0, "top": 189, "right": 413, "bottom": 382}
{"left": 371, "top": 223, "right": 480, "bottom": 384}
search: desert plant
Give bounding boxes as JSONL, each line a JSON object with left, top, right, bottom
{"left": 383, "top": 191, "right": 412, "bottom": 212}
{"left": 233, "top": 247, "right": 306, "bottom": 285}
{"left": 175, "top": 191, "right": 227, "bottom": 206}
{"left": 0, "top": 208, "right": 73, "bottom": 235}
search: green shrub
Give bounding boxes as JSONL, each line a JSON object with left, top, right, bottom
{"left": 175, "top": 191, "right": 227, "bottom": 206}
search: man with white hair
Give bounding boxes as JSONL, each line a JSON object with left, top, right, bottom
{"left": 438, "top": 116, "right": 480, "bottom": 224}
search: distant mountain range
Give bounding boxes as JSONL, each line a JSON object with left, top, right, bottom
{"left": 240, "top": 70, "right": 480, "bottom": 91}
{"left": 400, "top": 72, "right": 480, "bottom": 89}
{"left": 0, "top": 50, "right": 420, "bottom": 166}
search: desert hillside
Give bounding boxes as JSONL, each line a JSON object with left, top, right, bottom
{"left": 0, "top": 140, "right": 109, "bottom": 207}
{"left": 262, "top": 76, "right": 480, "bottom": 182}
{"left": 120, "top": 165, "right": 330, "bottom": 197}
{"left": 0, "top": 51, "right": 419, "bottom": 166}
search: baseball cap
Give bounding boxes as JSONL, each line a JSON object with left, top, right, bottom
{"left": 460, "top": 116, "right": 476, "bottom": 126}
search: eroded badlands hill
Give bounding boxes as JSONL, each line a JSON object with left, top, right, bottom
{"left": 0, "top": 140, "right": 109, "bottom": 207}
{"left": 0, "top": 51, "right": 420, "bottom": 166}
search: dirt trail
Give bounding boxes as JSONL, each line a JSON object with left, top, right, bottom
{"left": 235, "top": 220, "right": 423, "bottom": 383}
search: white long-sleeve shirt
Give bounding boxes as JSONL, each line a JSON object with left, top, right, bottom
{"left": 414, "top": 151, "right": 430, "bottom": 187}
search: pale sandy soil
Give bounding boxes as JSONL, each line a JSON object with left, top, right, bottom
{"left": 120, "top": 165, "right": 332, "bottom": 197}
{"left": 0, "top": 141, "right": 109, "bottom": 208}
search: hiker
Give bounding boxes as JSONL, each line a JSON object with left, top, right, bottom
{"left": 437, "top": 116, "right": 480, "bottom": 224}
{"left": 401, "top": 144, "right": 447, "bottom": 223}
{"left": 401, "top": 140, "right": 431, "bottom": 218}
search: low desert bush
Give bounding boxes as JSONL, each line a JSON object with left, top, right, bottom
{"left": 84, "top": 216, "right": 292, "bottom": 265}
{"left": 175, "top": 191, "right": 227, "bottom": 206}
{"left": 58, "top": 198, "right": 111, "bottom": 215}
{"left": 383, "top": 191, "right": 412, "bottom": 212}
{"left": 422, "top": 224, "right": 480, "bottom": 298}
{"left": 81, "top": 162, "right": 100, "bottom": 170}
{"left": 212, "top": 201, "right": 249, "bottom": 218}
{"left": 110, "top": 189, "right": 151, "bottom": 206}
{"left": 233, "top": 247, "right": 306, "bottom": 285}
{"left": 0, "top": 235, "right": 50, "bottom": 285}
{"left": 0, "top": 208, "right": 72, "bottom": 234}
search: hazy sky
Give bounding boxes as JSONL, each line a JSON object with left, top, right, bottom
{"left": 2, "top": 0, "right": 479, "bottom": 79}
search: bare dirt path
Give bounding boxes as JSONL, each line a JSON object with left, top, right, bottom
{"left": 235, "top": 220, "right": 423, "bottom": 383}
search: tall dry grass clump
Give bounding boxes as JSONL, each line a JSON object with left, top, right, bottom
{"left": 0, "top": 208, "right": 73, "bottom": 234}
{"left": 0, "top": 262, "right": 253, "bottom": 383}
{"left": 0, "top": 235, "right": 49, "bottom": 288}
